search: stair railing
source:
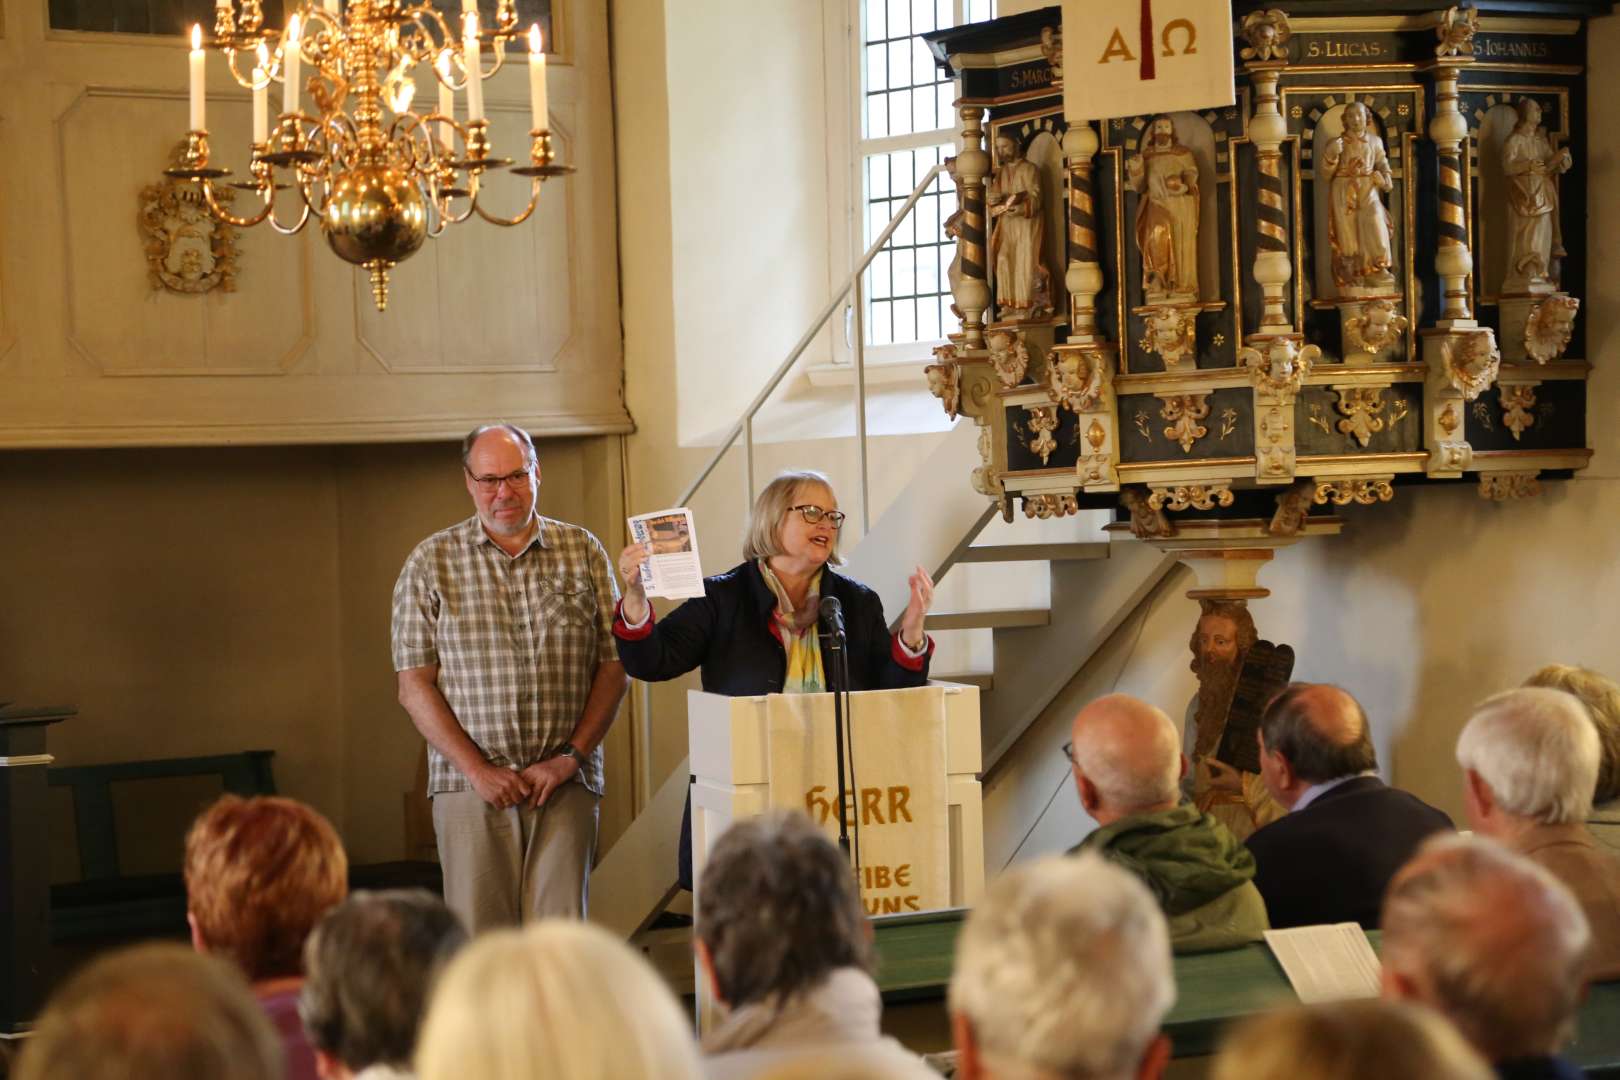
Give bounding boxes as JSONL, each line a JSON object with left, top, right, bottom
{"left": 634, "top": 162, "right": 951, "bottom": 806}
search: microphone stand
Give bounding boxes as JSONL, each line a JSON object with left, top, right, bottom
{"left": 822, "top": 621, "right": 854, "bottom": 862}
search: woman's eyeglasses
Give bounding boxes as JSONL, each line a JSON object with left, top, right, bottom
{"left": 789, "top": 505, "right": 847, "bottom": 528}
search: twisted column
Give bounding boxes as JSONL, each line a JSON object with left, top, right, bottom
{"left": 1062, "top": 122, "right": 1103, "bottom": 343}
{"left": 952, "top": 106, "right": 991, "bottom": 347}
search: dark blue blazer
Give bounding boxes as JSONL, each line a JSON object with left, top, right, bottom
{"left": 614, "top": 560, "right": 930, "bottom": 888}
{"left": 1245, "top": 775, "right": 1453, "bottom": 929}
{"left": 615, "top": 560, "right": 930, "bottom": 695}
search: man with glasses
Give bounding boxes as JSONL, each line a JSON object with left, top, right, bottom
{"left": 391, "top": 423, "right": 627, "bottom": 931}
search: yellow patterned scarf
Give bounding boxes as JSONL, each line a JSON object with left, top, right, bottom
{"left": 758, "top": 560, "right": 825, "bottom": 694}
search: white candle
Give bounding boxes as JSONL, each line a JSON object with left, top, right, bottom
{"left": 461, "top": 0, "right": 474, "bottom": 12}
{"left": 463, "top": 13, "right": 484, "bottom": 123}
{"left": 189, "top": 25, "right": 206, "bottom": 131}
{"left": 215, "top": 0, "right": 229, "bottom": 11}
{"left": 284, "top": 14, "right": 302, "bottom": 115}
{"left": 252, "top": 67, "right": 268, "bottom": 142}
{"left": 527, "top": 24, "right": 547, "bottom": 132}
{"left": 323, "top": 0, "right": 338, "bottom": 12}
{"left": 436, "top": 50, "right": 455, "bottom": 147}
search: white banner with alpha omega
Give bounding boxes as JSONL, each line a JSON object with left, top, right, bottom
{"left": 1062, "top": 0, "right": 1235, "bottom": 122}
{"left": 765, "top": 688, "right": 949, "bottom": 915}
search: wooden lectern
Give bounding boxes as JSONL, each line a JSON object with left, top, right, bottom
{"left": 0, "top": 705, "right": 73, "bottom": 1035}
{"left": 687, "top": 684, "right": 985, "bottom": 914}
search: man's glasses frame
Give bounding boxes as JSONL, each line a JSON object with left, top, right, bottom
{"left": 466, "top": 465, "right": 535, "bottom": 492}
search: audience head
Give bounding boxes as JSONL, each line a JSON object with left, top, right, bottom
{"left": 1211, "top": 999, "right": 1491, "bottom": 1080}
{"left": 1523, "top": 664, "right": 1620, "bottom": 807}
{"left": 415, "top": 920, "right": 701, "bottom": 1080}
{"left": 949, "top": 853, "right": 1175, "bottom": 1080}
{"left": 184, "top": 794, "right": 349, "bottom": 983}
{"left": 1258, "top": 683, "right": 1378, "bottom": 807}
{"left": 1067, "top": 694, "right": 1184, "bottom": 826}
{"left": 697, "top": 810, "right": 870, "bottom": 1009}
{"left": 1381, "top": 833, "right": 1590, "bottom": 1062}
{"left": 16, "top": 943, "right": 281, "bottom": 1080}
{"left": 1456, "top": 687, "right": 1599, "bottom": 835}
{"left": 299, "top": 889, "right": 467, "bottom": 1079}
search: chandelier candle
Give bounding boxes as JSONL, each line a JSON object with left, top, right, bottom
{"left": 463, "top": 13, "right": 484, "bottom": 122}
{"left": 437, "top": 50, "right": 455, "bottom": 148}
{"left": 252, "top": 65, "right": 268, "bottom": 142}
{"left": 283, "top": 14, "right": 302, "bottom": 114}
{"left": 189, "top": 26, "right": 206, "bottom": 131}
{"left": 528, "top": 25, "right": 546, "bottom": 131}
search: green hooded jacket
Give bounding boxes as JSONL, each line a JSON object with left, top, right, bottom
{"left": 1073, "top": 803, "right": 1270, "bottom": 953}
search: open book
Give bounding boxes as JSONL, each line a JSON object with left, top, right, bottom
{"left": 1264, "top": 923, "right": 1383, "bottom": 1004}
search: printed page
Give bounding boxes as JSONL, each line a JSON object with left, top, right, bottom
{"left": 627, "top": 507, "right": 706, "bottom": 599}
{"left": 1264, "top": 923, "right": 1383, "bottom": 1005}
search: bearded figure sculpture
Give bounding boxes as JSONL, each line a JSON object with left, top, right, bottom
{"left": 1186, "top": 600, "right": 1287, "bottom": 841}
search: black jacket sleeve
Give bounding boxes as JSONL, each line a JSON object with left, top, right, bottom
{"left": 614, "top": 592, "right": 719, "bottom": 684}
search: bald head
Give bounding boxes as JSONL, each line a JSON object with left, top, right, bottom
{"left": 1381, "top": 834, "right": 1589, "bottom": 1061}
{"left": 1069, "top": 694, "right": 1183, "bottom": 824}
{"left": 1260, "top": 683, "right": 1377, "bottom": 786}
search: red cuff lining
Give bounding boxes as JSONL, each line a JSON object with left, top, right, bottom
{"left": 612, "top": 599, "right": 655, "bottom": 640}
{"left": 891, "top": 633, "right": 933, "bottom": 671}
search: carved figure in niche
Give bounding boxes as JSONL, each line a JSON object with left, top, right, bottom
{"left": 1126, "top": 117, "right": 1200, "bottom": 302}
{"left": 1502, "top": 99, "right": 1572, "bottom": 292}
{"left": 988, "top": 133, "right": 1053, "bottom": 319}
{"left": 1187, "top": 601, "right": 1290, "bottom": 841}
{"left": 1322, "top": 103, "right": 1396, "bottom": 291}
{"left": 139, "top": 145, "right": 239, "bottom": 295}
{"left": 1239, "top": 9, "right": 1291, "bottom": 62}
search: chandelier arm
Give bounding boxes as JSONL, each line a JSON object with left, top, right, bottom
{"left": 223, "top": 49, "right": 267, "bottom": 91}
{"left": 202, "top": 178, "right": 278, "bottom": 229}
{"left": 268, "top": 198, "right": 314, "bottom": 235}
{"left": 470, "top": 179, "right": 542, "bottom": 227}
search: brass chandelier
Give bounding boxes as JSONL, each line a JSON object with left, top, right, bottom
{"left": 168, "top": 0, "right": 572, "bottom": 310}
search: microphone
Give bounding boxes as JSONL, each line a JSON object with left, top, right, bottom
{"left": 818, "top": 595, "right": 846, "bottom": 638}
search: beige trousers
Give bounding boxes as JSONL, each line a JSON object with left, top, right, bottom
{"left": 431, "top": 781, "right": 599, "bottom": 933}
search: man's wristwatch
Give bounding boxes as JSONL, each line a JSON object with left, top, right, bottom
{"left": 557, "top": 743, "right": 588, "bottom": 766}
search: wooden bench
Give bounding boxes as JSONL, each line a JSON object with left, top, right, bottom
{"left": 45, "top": 749, "right": 442, "bottom": 945}
{"left": 47, "top": 750, "right": 278, "bottom": 943}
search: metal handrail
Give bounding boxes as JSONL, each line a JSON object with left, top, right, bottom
{"left": 635, "top": 161, "right": 951, "bottom": 808}
{"left": 675, "top": 162, "right": 949, "bottom": 512}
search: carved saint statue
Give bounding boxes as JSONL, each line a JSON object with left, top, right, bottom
{"left": 1186, "top": 600, "right": 1288, "bottom": 842}
{"left": 1126, "top": 117, "right": 1200, "bottom": 302}
{"left": 1322, "top": 103, "right": 1396, "bottom": 290}
{"left": 1502, "top": 98, "right": 1572, "bottom": 291}
{"left": 988, "top": 133, "right": 1053, "bottom": 318}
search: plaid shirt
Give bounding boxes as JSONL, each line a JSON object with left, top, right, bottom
{"left": 391, "top": 514, "right": 619, "bottom": 796}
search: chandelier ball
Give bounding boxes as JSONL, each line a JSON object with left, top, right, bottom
{"left": 322, "top": 164, "right": 428, "bottom": 267}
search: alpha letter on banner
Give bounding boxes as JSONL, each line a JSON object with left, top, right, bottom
{"left": 1063, "top": 0, "right": 1235, "bottom": 121}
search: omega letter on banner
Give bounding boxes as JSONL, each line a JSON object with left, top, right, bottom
{"left": 1062, "top": 0, "right": 1235, "bottom": 121}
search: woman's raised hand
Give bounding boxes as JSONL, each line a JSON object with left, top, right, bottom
{"left": 899, "top": 564, "right": 934, "bottom": 651}
{"left": 618, "top": 542, "right": 651, "bottom": 623}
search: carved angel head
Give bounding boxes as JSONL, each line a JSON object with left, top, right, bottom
{"left": 925, "top": 359, "right": 961, "bottom": 419}
{"left": 1524, "top": 295, "right": 1579, "bottom": 364}
{"left": 1239, "top": 10, "right": 1291, "bottom": 62}
{"left": 1048, "top": 348, "right": 1104, "bottom": 412}
{"left": 1442, "top": 329, "right": 1502, "bottom": 400}
{"left": 1345, "top": 298, "right": 1409, "bottom": 356}
{"left": 1435, "top": 5, "right": 1479, "bottom": 58}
